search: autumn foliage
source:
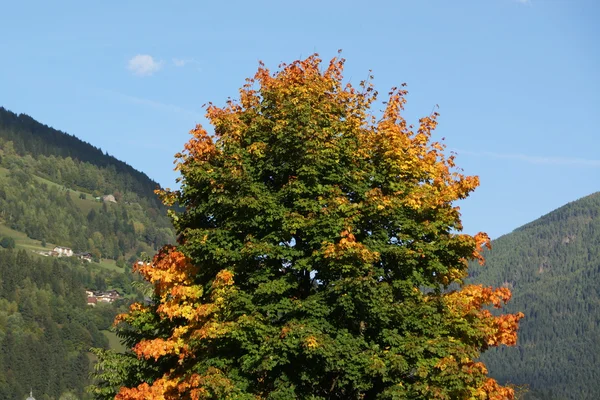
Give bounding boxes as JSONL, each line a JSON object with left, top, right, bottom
{"left": 95, "top": 54, "right": 523, "bottom": 399}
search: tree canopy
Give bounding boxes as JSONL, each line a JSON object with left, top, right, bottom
{"left": 97, "top": 54, "right": 523, "bottom": 399}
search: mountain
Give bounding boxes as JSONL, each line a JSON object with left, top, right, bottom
{"left": 0, "top": 106, "right": 175, "bottom": 260}
{"left": 0, "top": 107, "right": 176, "bottom": 399}
{"left": 469, "top": 192, "right": 600, "bottom": 400}
{"left": 0, "top": 249, "right": 114, "bottom": 399}
{"left": 0, "top": 107, "right": 158, "bottom": 201}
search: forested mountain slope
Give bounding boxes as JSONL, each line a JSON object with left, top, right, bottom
{"left": 0, "top": 107, "right": 176, "bottom": 399}
{"left": 0, "top": 107, "right": 158, "bottom": 201}
{"left": 0, "top": 107, "right": 175, "bottom": 260}
{"left": 469, "top": 192, "right": 600, "bottom": 400}
{"left": 0, "top": 250, "right": 121, "bottom": 399}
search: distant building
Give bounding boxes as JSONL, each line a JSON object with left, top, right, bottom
{"left": 76, "top": 252, "right": 93, "bottom": 262}
{"left": 96, "top": 289, "right": 121, "bottom": 303}
{"left": 86, "top": 289, "right": 121, "bottom": 305}
{"left": 101, "top": 194, "right": 117, "bottom": 203}
{"left": 53, "top": 246, "right": 73, "bottom": 257}
{"left": 26, "top": 389, "right": 36, "bottom": 400}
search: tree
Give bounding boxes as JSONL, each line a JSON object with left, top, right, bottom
{"left": 0, "top": 236, "right": 15, "bottom": 249}
{"left": 98, "top": 54, "right": 523, "bottom": 399}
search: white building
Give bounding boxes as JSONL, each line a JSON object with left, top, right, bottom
{"left": 53, "top": 246, "right": 73, "bottom": 257}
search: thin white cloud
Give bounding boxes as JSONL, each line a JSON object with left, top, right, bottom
{"left": 127, "top": 54, "right": 163, "bottom": 76}
{"left": 172, "top": 58, "right": 202, "bottom": 71}
{"left": 173, "top": 58, "right": 187, "bottom": 67}
{"left": 515, "top": 0, "right": 531, "bottom": 5}
{"left": 99, "top": 88, "right": 202, "bottom": 120}
{"left": 455, "top": 150, "right": 600, "bottom": 167}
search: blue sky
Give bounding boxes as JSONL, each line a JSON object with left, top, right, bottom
{"left": 0, "top": 0, "right": 598, "bottom": 239}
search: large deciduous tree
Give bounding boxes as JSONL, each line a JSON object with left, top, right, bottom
{"left": 97, "top": 54, "right": 523, "bottom": 399}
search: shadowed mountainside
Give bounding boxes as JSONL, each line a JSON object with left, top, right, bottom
{"left": 470, "top": 192, "right": 600, "bottom": 400}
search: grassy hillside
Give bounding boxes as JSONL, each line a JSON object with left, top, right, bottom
{"left": 469, "top": 192, "right": 600, "bottom": 400}
{"left": 0, "top": 106, "right": 175, "bottom": 399}
{"left": 0, "top": 106, "right": 176, "bottom": 263}
{"left": 0, "top": 223, "right": 48, "bottom": 252}
{"left": 0, "top": 146, "right": 174, "bottom": 262}
{"left": 0, "top": 107, "right": 160, "bottom": 202}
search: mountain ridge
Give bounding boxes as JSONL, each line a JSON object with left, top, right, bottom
{"left": 0, "top": 106, "right": 179, "bottom": 399}
{"left": 0, "top": 106, "right": 161, "bottom": 201}
{"left": 470, "top": 191, "right": 600, "bottom": 400}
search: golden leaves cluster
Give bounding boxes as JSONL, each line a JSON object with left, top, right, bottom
{"left": 322, "top": 229, "right": 380, "bottom": 265}
{"left": 116, "top": 368, "right": 236, "bottom": 400}
{"left": 445, "top": 284, "right": 525, "bottom": 348}
{"left": 115, "top": 247, "right": 237, "bottom": 399}
{"left": 369, "top": 92, "right": 480, "bottom": 213}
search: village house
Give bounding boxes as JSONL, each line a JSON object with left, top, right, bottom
{"left": 53, "top": 246, "right": 73, "bottom": 257}
{"left": 86, "top": 296, "right": 97, "bottom": 306}
{"left": 36, "top": 247, "right": 95, "bottom": 263}
{"left": 97, "top": 289, "right": 121, "bottom": 303}
{"left": 86, "top": 289, "right": 121, "bottom": 305}
{"left": 76, "top": 252, "right": 93, "bottom": 262}
{"left": 101, "top": 194, "right": 117, "bottom": 203}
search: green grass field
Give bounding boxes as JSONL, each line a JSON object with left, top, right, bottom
{"left": 92, "top": 258, "right": 123, "bottom": 272}
{"left": 102, "top": 330, "right": 128, "bottom": 353}
{"left": 33, "top": 174, "right": 102, "bottom": 215}
{"left": 1, "top": 166, "right": 103, "bottom": 215}
{"left": 0, "top": 223, "right": 52, "bottom": 252}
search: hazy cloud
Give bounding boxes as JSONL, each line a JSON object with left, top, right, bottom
{"left": 172, "top": 58, "right": 202, "bottom": 70}
{"left": 173, "top": 58, "right": 187, "bottom": 67}
{"left": 515, "top": 0, "right": 531, "bottom": 4}
{"left": 99, "top": 88, "right": 202, "bottom": 119}
{"left": 120, "top": 94, "right": 202, "bottom": 119}
{"left": 457, "top": 150, "right": 600, "bottom": 167}
{"left": 127, "top": 54, "right": 163, "bottom": 76}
